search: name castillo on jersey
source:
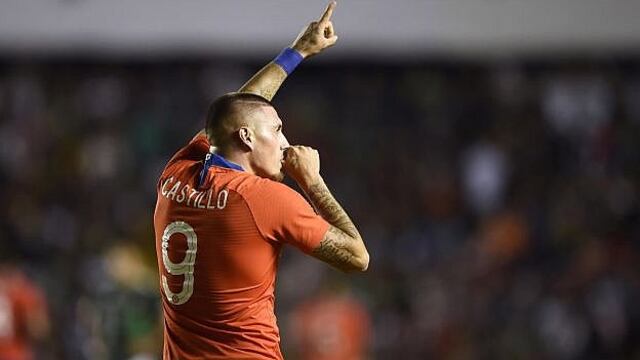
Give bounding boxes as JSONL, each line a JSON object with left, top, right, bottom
{"left": 160, "top": 176, "right": 229, "bottom": 210}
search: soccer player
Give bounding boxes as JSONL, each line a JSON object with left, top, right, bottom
{"left": 153, "top": 2, "right": 369, "bottom": 359}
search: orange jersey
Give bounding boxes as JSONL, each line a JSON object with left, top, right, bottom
{"left": 154, "top": 134, "right": 329, "bottom": 360}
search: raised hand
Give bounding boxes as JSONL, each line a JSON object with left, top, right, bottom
{"left": 291, "top": 1, "right": 339, "bottom": 59}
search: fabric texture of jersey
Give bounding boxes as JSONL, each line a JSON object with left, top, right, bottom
{"left": 154, "top": 134, "right": 329, "bottom": 360}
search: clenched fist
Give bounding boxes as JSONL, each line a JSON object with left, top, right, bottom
{"left": 291, "top": 1, "right": 339, "bottom": 59}
{"left": 283, "top": 145, "right": 322, "bottom": 188}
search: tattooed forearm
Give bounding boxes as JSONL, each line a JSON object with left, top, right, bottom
{"left": 312, "top": 227, "right": 356, "bottom": 269}
{"left": 238, "top": 63, "right": 288, "bottom": 101}
{"left": 304, "top": 181, "right": 359, "bottom": 239}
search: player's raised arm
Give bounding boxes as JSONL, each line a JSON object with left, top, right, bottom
{"left": 195, "top": 2, "right": 338, "bottom": 141}
{"left": 284, "top": 145, "right": 369, "bottom": 273}
{"left": 238, "top": 1, "right": 339, "bottom": 100}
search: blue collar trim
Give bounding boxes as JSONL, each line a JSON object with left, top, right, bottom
{"left": 198, "top": 152, "right": 244, "bottom": 187}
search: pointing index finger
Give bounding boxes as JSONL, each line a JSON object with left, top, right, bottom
{"left": 319, "top": 1, "right": 336, "bottom": 24}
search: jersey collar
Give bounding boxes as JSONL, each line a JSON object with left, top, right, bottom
{"left": 198, "top": 152, "right": 244, "bottom": 187}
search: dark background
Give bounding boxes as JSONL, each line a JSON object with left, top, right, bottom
{"left": 0, "top": 57, "right": 639, "bottom": 359}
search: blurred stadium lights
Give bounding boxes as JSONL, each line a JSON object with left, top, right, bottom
{"left": 0, "top": 0, "right": 638, "bottom": 59}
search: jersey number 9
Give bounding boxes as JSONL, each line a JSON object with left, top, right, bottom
{"left": 161, "top": 221, "right": 198, "bottom": 305}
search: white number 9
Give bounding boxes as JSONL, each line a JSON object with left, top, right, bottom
{"left": 161, "top": 221, "right": 198, "bottom": 305}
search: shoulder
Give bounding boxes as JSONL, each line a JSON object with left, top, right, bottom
{"left": 227, "top": 175, "right": 315, "bottom": 221}
{"left": 231, "top": 175, "right": 328, "bottom": 251}
{"left": 232, "top": 176, "right": 304, "bottom": 204}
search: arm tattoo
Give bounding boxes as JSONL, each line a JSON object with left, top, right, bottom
{"left": 312, "top": 227, "right": 356, "bottom": 269}
{"left": 305, "top": 182, "right": 359, "bottom": 239}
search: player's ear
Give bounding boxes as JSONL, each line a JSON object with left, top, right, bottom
{"left": 237, "top": 127, "right": 254, "bottom": 151}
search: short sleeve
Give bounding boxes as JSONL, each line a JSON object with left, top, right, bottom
{"left": 245, "top": 180, "right": 330, "bottom": 254}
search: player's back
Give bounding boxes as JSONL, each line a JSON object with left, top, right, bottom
{"left": 154, "top": 136, "right": 284, "bottom": 360}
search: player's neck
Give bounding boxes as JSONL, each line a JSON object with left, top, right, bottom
{"left": 215, "top": 150, "right": 256, "bottom": 175}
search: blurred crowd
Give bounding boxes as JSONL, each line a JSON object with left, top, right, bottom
{"left": 0, "top": 58, "right": 638, "bottom": 359}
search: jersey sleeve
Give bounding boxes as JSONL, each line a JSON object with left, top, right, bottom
{"left": 245, "top": 180, "right": 330, "bottom": 254}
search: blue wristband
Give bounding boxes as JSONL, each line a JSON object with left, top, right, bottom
{"left": 273, "top": 48, "right": 304, "bottom": 75}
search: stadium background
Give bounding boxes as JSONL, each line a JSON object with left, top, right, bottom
{"left": 1, "top": 1, "right": 639, "bottom": 359}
